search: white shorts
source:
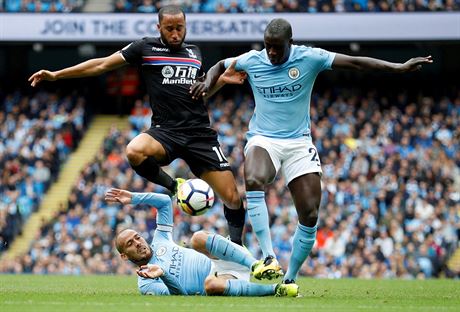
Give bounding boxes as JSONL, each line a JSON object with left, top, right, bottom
{"left": 244, "top": 135, "right": 322, "bottom": 185}
{"left": 209, "top": 259, "right": 250, "bottom": 281}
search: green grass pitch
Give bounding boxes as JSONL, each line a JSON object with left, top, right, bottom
{"left": 1, "top": 275, "right": 459, "bottom": 312}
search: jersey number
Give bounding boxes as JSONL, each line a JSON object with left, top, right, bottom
{"left": 212, "top": 146, "right": 228, "bottom": 162}
{"left": 309, "top": 147, "right": 321, "bottom": 166}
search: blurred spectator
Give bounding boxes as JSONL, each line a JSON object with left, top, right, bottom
{"left": 137, "top": 0, "right": 157, "bottom": 12}
{"left": 128, "top": 98, "right": 151, "bottom": 131}
{"left": 113, "top": 0, "right": 133, "bottom": 12}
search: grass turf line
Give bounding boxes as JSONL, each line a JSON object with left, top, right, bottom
{"left": 0, "top": 275, "right": 459, "bottom": 312}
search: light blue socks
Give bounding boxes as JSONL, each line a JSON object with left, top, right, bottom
{"left": 223, "top": 279, "right": 275, "bottom": 296}
{"left": 284, "top": 223, "right": 317, "bottom": 281}
{"left": 246, "top": 191, "right": 275, "bottom": 258}
{"left": 206, "top": 234, "right": 256, "bottom": 269}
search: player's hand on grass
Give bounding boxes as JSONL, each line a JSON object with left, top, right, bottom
{"left": 220, "top": 60, "right": 247, "bottom": 85}
{"left": 105, "top": 188, "right": 132, "bottom": 205}
{"left": 28, "top": 70, "right": 57, "bottom": 87}
{"left": 137, "top": 265, "right": 164, "bottom": 279}
{"left": 398, "top": 55, "right": 433, "bottom": 73}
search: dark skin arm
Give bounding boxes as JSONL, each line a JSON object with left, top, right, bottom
{"left": 29, "top": 52, "right": 127, "bottom": 87}
{"left": 332, "top": 54, "right": 433, "bottom": 73}
{"left": 203, "top": 61, "right": 247, "bottom": 100}
{"left": 190, "top": 60, "right": 246, "bottom": 99}
{"left": 190, "top": 54, "right": 432, "bottom": 98}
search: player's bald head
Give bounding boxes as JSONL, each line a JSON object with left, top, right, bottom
{"left": 115, "top": 228, "right": 136, "bottom": 253}
{"left": 264, "top": 18, "right": 292, "bottom": 41}
{"left": 116, "top": 229, "right": 152, "bottom": 265}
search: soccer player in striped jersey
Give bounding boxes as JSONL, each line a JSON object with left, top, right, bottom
{"left": 28, "top": 5, "right": 247, "bottom": 247}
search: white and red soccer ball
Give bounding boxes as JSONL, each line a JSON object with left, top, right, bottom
{"left": 177, "top": 178, "right": 214, "bottom": 216}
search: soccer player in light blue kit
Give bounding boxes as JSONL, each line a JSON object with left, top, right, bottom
{"left": 105, "top": 188, "right": 299, "bottom": 296}
{"left": 191, "top": 18, "right": 432, "bottom": 285}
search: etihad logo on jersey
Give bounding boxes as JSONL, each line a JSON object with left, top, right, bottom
{"left": 255, "top": 84, "right": 302, "bottom": 99}
{"left": 169, "top": 246, "right": 183, "bottom": 277}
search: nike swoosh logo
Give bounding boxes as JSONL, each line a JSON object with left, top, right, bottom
{"left": 222, "top": 244, "right": 229, "bottom": 256}
{"left": 254, "top": 74, "right": 263, "bottom": 78}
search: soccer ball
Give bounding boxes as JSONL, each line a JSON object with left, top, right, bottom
{"left": 177, "top": 179, "right": 214, "bottom": 216}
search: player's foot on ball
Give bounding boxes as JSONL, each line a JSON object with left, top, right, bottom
{"left": 172, "top": 178, "right": 186, "bottom": 197}
{"left": 275, "top": 282, "right": 299, "bottom": 297}
{"left": 251, "top": 255, "right": 284, "bottom": 280}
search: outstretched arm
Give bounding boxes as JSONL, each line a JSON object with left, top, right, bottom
{"left": 29, "top": 52, "right": 127, "bottom": 87}
{"left": 190, "top": 60, "right": 246, "bottom": 100}
{"left": 105, "top": 188, "right": 173, "bottom": 233}
{"left": 193, "top": 60, "right": 226, "bottom": 99}
{"left": 332, "top": 54, "right": 433, "bottom": 73}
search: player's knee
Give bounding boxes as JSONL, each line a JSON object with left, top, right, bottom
{"left": 204, "top": 276, "right": 226, "bottom": 296}
{"left": 222, "top": 190, "right": 241, "bottom": 210}
{"left": 191, "top": 231, "right": 208, "bottom": 251}
{"left": 299, "top": 204, "right": 319, "bottom": 227}
{"left": 244, "top": 175, "right": 265, "bottom": 191}
{"left": 126, "top": 142, "right": 144, "bottom": 165}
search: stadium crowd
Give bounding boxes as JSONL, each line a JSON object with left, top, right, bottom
{"left": 1, "top": 86, "right": 458, "bottom": 278}
{"left": 2, "top": 0, "right": 85, "bottom": 12}
{"left": 2, "top": 0, "right": 459, "bottom": 12}
{"left": 0, "top": 91, "right": 87, "bottom": 254}
{"left": 115, "top": 0, "right": 460, "bottom": 13}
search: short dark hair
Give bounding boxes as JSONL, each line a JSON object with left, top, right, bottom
{"left": 265, "top": 18, "right": 292, "bottom": 40}
{"left": 158, "top": 5, "right": 185, "bottom": 23}
{"left": 115, "top": 228, "right": 130, "bottom": 254}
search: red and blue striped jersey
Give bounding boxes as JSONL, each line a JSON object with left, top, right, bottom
{"left": 121, "top": 37, "right": 209, "bottom": 130}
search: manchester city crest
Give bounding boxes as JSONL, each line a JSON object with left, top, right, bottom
{"left": 155, "top": 246, "right": 167, "bottom": 257}
{"left": 288, "top": 67, "right": 300, "bottom": 79}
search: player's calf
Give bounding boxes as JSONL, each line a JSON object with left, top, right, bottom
{"left": 204, "top": 275, "right": 227, "bottom": 296}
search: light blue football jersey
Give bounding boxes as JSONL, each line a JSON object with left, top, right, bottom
{"left": 131, "top": 193, "right": 212, "bottom": 296}
{"left": 224, "top": 45, "right": 335, "bottom": 139}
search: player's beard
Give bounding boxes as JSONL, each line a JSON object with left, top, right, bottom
{"left": 160, "top": 29, "right": 186, "bottom": 51}
{"left": 130, "top": 246, "right": 152, "bottom": 266}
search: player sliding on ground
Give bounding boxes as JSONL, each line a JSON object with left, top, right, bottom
{"left": 105, "top": 188, "right": 299, "bottom": 297}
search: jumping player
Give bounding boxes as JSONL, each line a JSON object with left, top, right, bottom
{"left": 191, "top": 18, "right": 433, "bottom": 284}
{"left": 28, "top": 6, "right": 247, "bottom": 246}
{"left": 105, "top": 188, "right": 299, "bottom": 297}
